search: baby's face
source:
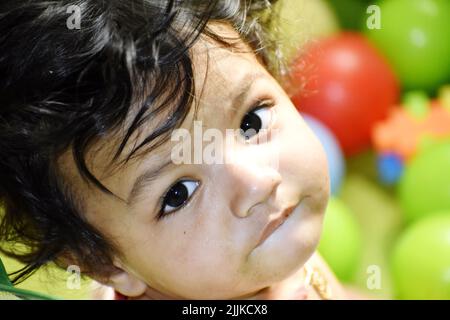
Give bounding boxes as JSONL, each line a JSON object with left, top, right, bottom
{"left": 62, "top": 24, "right": 329, "bottom": 299}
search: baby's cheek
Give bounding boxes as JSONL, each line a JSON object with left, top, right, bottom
{"left": 153, "top": 236, "right": 245, "bottom": 298}
{"left": 274, "top": 104, "right": 323, "bottom": 174}
{"left": 279, "top": 121, "right": 328, "bottom": 189}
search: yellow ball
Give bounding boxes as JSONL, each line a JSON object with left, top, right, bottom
{"left": 270, "top": 0, "right": 339, "bottom": 64}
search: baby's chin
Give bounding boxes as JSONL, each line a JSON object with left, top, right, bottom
{"left": 224, "top": 246, "right": 317, "bottom": 299}
{"left": 153, "top": 243, "right": 318, "bottom": 300}
{"left": 254, "top": 241, "right": 317, "bottom": 285}
{"left": 165, "top": 250, "right": 314, "bottom": 299}
{"left": 246, "top": 199, "right": 324, "bottom": 280}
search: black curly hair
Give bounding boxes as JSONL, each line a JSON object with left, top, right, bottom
{"left": 0, "top": 0, "right": 283, "bottom": 284}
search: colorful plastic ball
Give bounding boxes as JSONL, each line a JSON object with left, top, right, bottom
{"left": 366, "top": 0, "right": 450, "bottom": 91}
{"left": 377, "top": 153, "right": 404, "bottom": 185}
{"left": 327, "top": 0, "right": 372, "bottom": 30}
{"left": 399, "top": 142, "right": 450, "bottom": 223}
{"left": 318, "top": 197, "right": 362, "bottom": 282}
{"left": 291, "top": 32, "right": 399, "bottom": 156}
{"left": 340, "top": 173, "right": 403, "bottom": 298}
{"left": 269, "top": 0, "right": 339, "bottom": 65}
{"left": 402, "top": 91, "right": 430, "bottom": 118}
{"left": 302, "top": 114, "right": 345, "bottom": 195}
{"left": 391, "top": 212, "right": 450, "bottom": 299}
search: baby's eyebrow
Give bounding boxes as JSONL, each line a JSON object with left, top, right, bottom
{"left": 228, "top": 71, "right": 267, "bottom": 116}
{"left": 127, "top": 158, "right": 173, "bottom": 206}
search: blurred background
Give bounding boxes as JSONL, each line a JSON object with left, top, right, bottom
{"left": 1, "top": 0, "right": 450, "bottom": 299}
{"left": 273, "top": 0, "right": 450, "bottom": 300}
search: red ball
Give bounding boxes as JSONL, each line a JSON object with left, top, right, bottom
{"left": 290, "top": 33, "right": 399, "bottom": 156}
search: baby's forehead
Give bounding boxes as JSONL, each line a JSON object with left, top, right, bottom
{"left": 192, "top": 23, "right": 262, "bottom": 82}
{"left": 191, "top": 28, "right": 267, "bottom": 113}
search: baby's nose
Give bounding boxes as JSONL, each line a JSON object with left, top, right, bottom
{"left": 223, "top": 161, "right": 282, "bottom": 218}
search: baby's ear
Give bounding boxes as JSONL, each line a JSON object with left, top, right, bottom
{"left": 57, "top": 252, "right": 147, "bottom": 297}
{"left": 105, "top": 259, "right": 148, "bottom": 298}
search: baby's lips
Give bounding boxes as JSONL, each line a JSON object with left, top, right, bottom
{"left": 256, "top": 205, "right": 296, "bottom": 247}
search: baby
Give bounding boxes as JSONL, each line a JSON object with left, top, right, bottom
{"left": 0, "top": 0, "right": 346, "bottom": 299}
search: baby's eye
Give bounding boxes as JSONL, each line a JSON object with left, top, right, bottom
{"left": 240, "top": 103, "right": 274, "bottom": 140}
{"left": 159, "top": 180, "right": 199, "bottom": 218}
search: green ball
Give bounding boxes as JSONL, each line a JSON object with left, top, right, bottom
{"left": 318, "top": 197, "right": 362, "bottom": 282}
{"left": 391, "top": 213, "right": 450, "bottom": 299}
{"left": 399, "top": 143, "right": 450, "bottom": 223}
{"left": 327, "top": 0, "right": 372, "bottom": 30}
{"left": 366, "top": 0, "right": 450, "bottom": 91}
